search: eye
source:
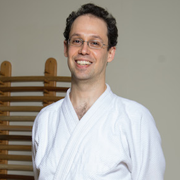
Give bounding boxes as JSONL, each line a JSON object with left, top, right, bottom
{"left": 71, "top": 38, "right": 82, "bottom": 45}
{"left": 89, "top": 40, "right": 101, "bottom": 48}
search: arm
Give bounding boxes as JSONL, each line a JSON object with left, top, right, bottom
{"left": 32, "top": 116, "right": 39, "bottom": 180}
{"left": 131, "top": 108, "right": 166, "bottom": 179}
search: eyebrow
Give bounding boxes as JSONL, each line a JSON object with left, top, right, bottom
{"left": 69, "top": 33, "right": 104, "bottom": 41}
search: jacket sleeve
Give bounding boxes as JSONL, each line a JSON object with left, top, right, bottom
{"left": 32, "top": 115, "right": 40, "bottom": 180}
{"left": 131, "top": 107, "right": 166, "bottom": 179}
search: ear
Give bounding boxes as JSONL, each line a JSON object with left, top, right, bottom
{"left": 64, "top": 40, "right": 68, "bottom": 57}
{"left": 107, "top": 46, "right": 116, "bottom": 63}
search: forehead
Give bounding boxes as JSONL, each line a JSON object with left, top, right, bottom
{"left": 70, "top": 15, "right": 108, "bottom": 40}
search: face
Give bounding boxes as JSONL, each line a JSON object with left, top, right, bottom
{"left": 64, "top": 15, "right": 116, "bottom": 83}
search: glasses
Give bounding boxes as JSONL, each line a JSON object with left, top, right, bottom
{"left": 68, "top": 38, "right": 107, "bottom": 49}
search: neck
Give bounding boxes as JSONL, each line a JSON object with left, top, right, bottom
{"left": 69, "top": 79, "right": 107, "bottom": 119}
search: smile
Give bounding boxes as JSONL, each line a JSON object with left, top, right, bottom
{"left": 76, "top": 60, "right": 92, "bottom": 65}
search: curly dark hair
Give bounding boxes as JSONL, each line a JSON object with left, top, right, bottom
{"left": 63, "top": 3, "right": 118, "bottom": 50}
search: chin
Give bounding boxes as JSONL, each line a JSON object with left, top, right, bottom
{"left": 72, "top": 74, "right": 92, "bottom": 81}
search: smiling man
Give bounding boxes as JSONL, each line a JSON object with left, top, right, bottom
{"left": 64, "top": 14, "right": 116, "bottom": 120}
{"left": 32, "top": 3, "right": 165, "bottom": 180}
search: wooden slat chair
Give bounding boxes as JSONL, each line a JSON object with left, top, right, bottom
{"left": 0, "top": 58, "right": 71, "bottom": 180}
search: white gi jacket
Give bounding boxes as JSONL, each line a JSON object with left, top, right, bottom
{"left": 32, "top": 84, "right": 165, "bottom": 180}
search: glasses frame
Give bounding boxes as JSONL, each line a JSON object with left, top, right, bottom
{"left": 68, "top": 38, "right": 107, "bottom": 49}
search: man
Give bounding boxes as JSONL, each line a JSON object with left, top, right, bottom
{"left": 32, "top": 3, "right": 165, "bottom": 180}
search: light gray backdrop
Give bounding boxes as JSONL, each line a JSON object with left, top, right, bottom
{"left": 0, "top": 0, "right": 180, "bottom": 179}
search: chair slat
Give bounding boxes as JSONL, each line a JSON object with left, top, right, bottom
{"left": 0, "top": 125, "right": 32, "bottom": 131}
{"left": 0, "top": 164, "right": 33, "bottom": 171}
{"left": 0, "top": 145, "right": 31, "bottom": 151}
{"left": 0, "top": 116, "right": 35, "bottom": 121}
{"left": 0, "top": 76, "right": 71, "bottom": 82}
{"left": 0, "top": 154, "right": 32, "bottom": 161}
{"left": 0, "top": 135, "right": 32, "bottom": 141}
{"left": 0, "top": 96, "right": 62, "bottom": 102}
{"left": 0, "top": 174, "right": 34, "bottom": 180}
{"left": 0, "top": 106, "right": 42, "bottom": 112}
{"left": 0, "top": 86, "right": 69, "bottom": 92}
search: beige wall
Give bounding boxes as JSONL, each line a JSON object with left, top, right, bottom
{"left": 0, "top": 0, "right": 180, "bottom": 179}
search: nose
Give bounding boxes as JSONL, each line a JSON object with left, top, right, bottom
{"left": 78, "top": 41, "right": 90, "bottom": 55}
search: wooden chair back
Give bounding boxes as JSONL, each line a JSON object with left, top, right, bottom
{"left": 0, "top": 58, "right": 71, "bottom": 180}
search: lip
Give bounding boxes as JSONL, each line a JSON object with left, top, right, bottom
{"left": 74, "top": 59, "right": 92, "bottom": 69}
{"left": 75, "top": 57, "right": 93, "bottom": 62}
{"left": 76, "top": 59, "right": 92, "bottom": 63}
{"left": 75, "top": 57, "right": 93, "bottom": 65}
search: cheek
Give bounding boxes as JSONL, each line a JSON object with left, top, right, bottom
{"left": 92, "top": 51, "right": 104, "bottom": 61}
{"left": 67, "top": 47, "right": 78, "bottom": 58}
{"left": 99, "top": 52, "right": 109, "bottom": 64}
{"left": 66, "top": 49, "right": 77, "bottom": 67}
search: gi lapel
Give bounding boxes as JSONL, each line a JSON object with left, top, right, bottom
{"left": 53, "top": 85, "right": 115, "bottom": 180}
{"left": 38, "top": 89, "right": 79, "bottom": 180}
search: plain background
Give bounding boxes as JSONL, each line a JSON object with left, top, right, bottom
{"left": 0, "top": 0, "right": 179, "bottom": 179}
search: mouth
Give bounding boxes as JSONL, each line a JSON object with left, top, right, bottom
{"left": 76, "top": 60, "right": 92, "bottom": 65}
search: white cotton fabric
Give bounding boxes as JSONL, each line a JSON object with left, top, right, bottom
{"left": 32, "top": 84, "right": 165, "bottom": 180}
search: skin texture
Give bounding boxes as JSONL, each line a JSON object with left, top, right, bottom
{"left": 64, "top": 14, "right": 116, "bottom": 119}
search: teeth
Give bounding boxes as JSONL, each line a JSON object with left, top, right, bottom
{"left": 76, "top": 61, "right": 91, "bottom": 65}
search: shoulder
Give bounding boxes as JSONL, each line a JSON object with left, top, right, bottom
{"left": 32, "top": 99, "right": 64, "bottom": 138}
{"left": 116, "top": 96, "right": 151, "bottom": 115}
{"left": 36, "top": 99, "right": 64, "bottom": 120}
{"left": 114, "top": 96, "right": 162, "bottom": 150}
{"left": 114, "top": 95, "right": 155, "bottom": 126}
{"left": 40, "top": 98, "right": 64, "bottom": 114}
{"left": 107, "top": 85, "right": 152, "bottom": 119}
{"left": 107, "top": 85, "right": 154, "bottom": 125}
